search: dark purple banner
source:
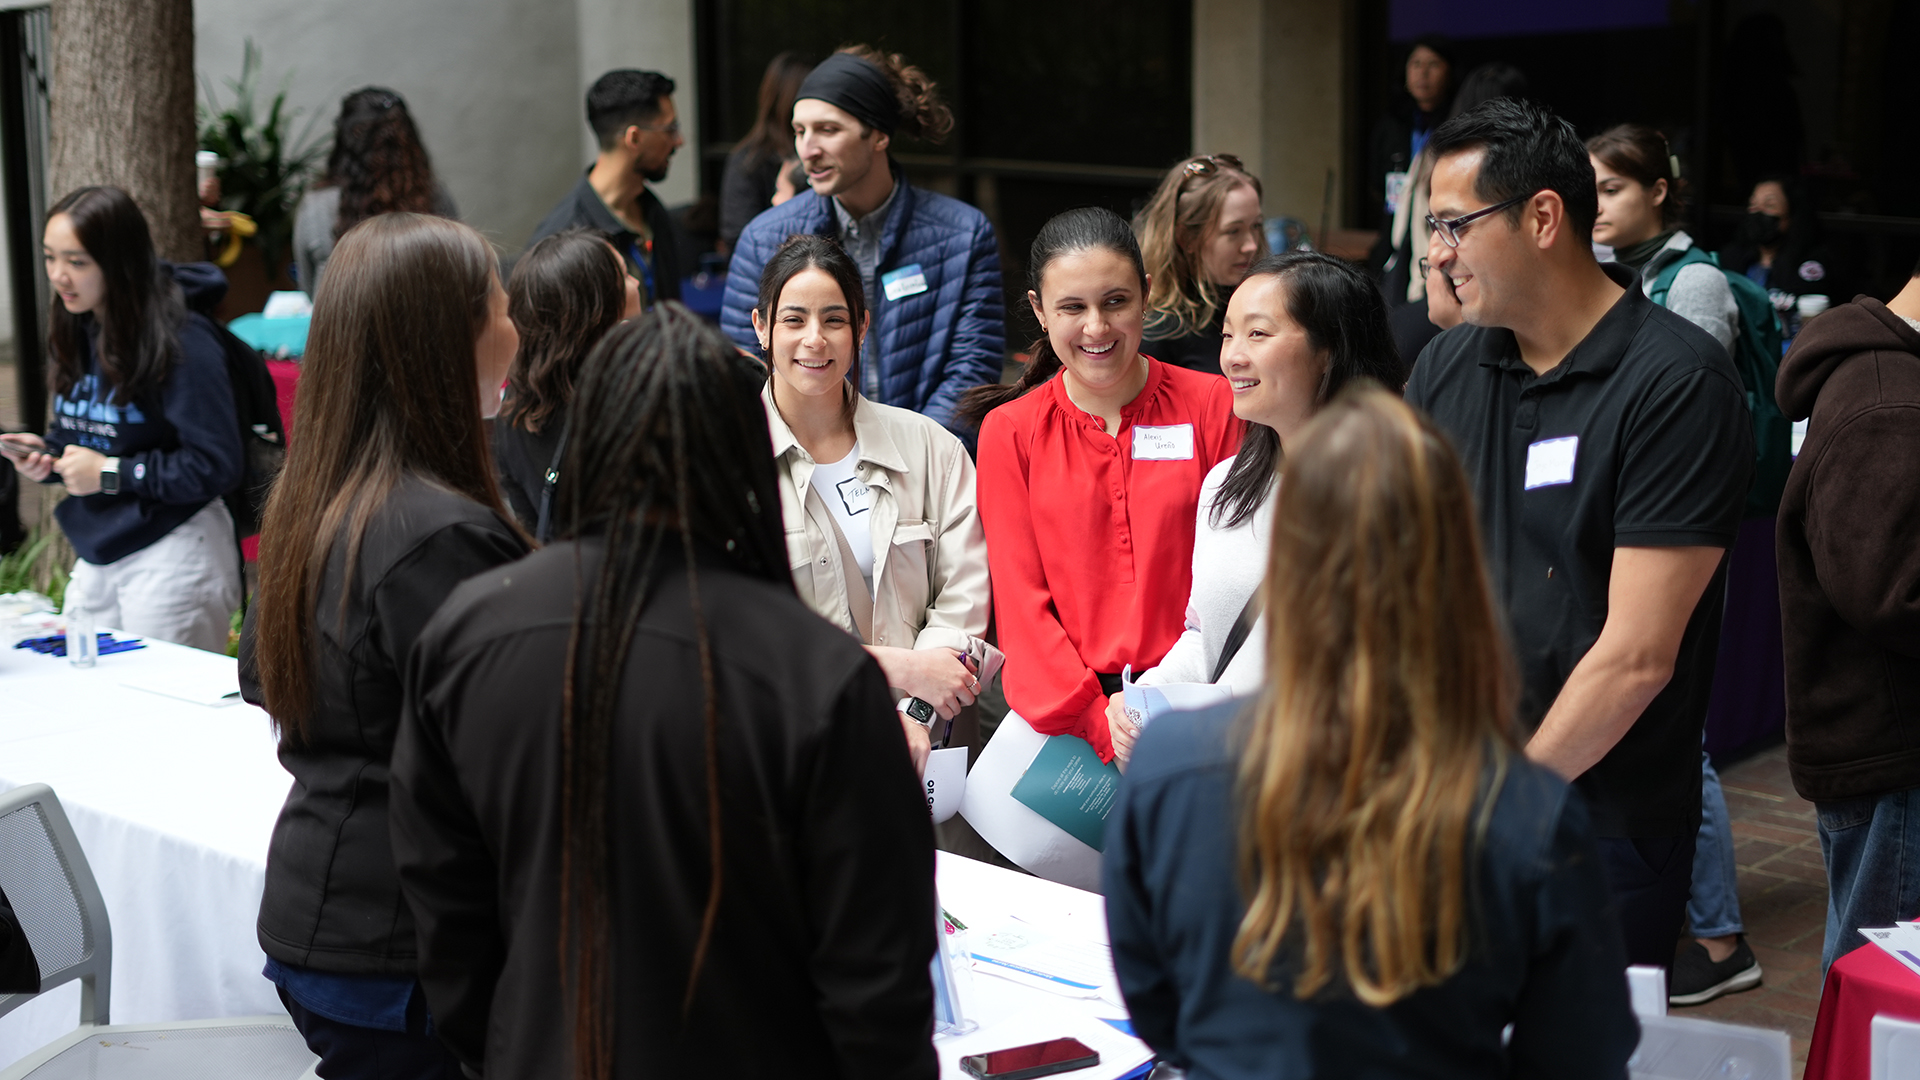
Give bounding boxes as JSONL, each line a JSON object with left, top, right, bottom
{"left": 1390, "top": 0, "right": 1671, "bottom": 41}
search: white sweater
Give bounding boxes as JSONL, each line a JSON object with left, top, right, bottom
{"left": 1137, "top": 457, "right": 1274, "bottom": 694}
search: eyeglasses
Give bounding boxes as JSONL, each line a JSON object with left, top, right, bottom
{"left": 1183, "top": 153, "right": 1244, "bottom": 179}
{"left": 1425, "top": 193, "right": 1532, "bottom": 248}
{"left": 635, "top": 120, "right": 680, "bottom": 137}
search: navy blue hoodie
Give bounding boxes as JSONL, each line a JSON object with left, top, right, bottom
{"left": 42, "top": 262, "right": 243, "bottom": 564}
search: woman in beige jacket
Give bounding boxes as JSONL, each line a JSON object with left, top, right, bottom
{"left": 753, "top": 234, "right": 994, "bottom": 776}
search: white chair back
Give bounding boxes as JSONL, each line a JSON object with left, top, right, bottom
{"left": 1629, "top": 1013, "right": 1791, "bottom": 1080}
{"left": 1872, "top": 1014, "right": 1920, "bottom": 1080}
{"left": 0, "top": 785, "right": 111, "bottom": 1025}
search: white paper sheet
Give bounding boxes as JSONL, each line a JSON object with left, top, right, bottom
{"left": 958, "top": 710, "right": 1103, "bottom": 892}
{"left": 1862, "top": 924, "right": 1920, "bottom": 980}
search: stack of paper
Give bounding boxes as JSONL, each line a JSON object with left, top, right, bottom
{"left": 1861, "top": 923, "right": 1920, "bottom": 979}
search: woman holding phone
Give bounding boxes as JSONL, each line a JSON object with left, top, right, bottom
{"left": 753, "top": 233, "right": 994, "bottom": 778}
{"left": 241, "top": 212, "right": 527, "bottom": 1076}
{"left": 5, "top": 185, "right": 242, "bottom": 652}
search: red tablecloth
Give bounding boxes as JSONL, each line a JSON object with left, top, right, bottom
{"left": 240, "top": 359, "right": 303, "bottom": 563}
{"left": 1806, "top": 942, "right": 1920, "bottom": 1080}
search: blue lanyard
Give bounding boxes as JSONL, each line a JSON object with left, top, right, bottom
{"left": 628, "top": 239, "right": 656, "bottom": 308}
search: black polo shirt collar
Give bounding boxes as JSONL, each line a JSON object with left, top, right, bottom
{"left": 1477, "top": 262, "right": 1646, "bottom": 382}
{"left": 566, "top": 168, "right": 638, "bottom": 243}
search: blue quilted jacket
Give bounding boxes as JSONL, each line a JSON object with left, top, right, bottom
{"left": 721, "top": 166, "right": 1005, "bottom": 440}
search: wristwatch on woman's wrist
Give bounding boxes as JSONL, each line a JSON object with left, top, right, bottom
{"left": 99, "top": 457, "right": 121, "bottom": 495}
{"left": 898, "top": 697, "right": 936, "bottom": 730}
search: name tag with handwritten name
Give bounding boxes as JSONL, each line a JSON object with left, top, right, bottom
{"left": 1132, "top": 424, "right": 1195, "bottom": 461}
{"left": 881, "top": 264, "right": 928, "bottom": 302}
{"left": 1524, "top": 435, "right": 1578, "bottom": 490}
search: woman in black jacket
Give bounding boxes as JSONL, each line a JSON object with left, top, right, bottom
{"left": 2, "top": 186, "right": 243, "bottom": 652}
{"left": 390, "top": 304, "right": 938, "bottom": 1080}
{"left": 492, "top": 228, "right": 638, "bottom": 535}
{"left": 239, "top": 212, "right": 528, "bottom": 1078}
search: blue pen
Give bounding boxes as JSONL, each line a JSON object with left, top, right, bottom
{"left": 969, "top": 953, "right": 1101, "bottom": 990}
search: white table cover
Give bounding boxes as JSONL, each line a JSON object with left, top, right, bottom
{"left": 0, "top": 631, "right": 290, "bottom": 1069}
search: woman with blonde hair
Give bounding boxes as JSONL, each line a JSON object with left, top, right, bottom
{"left": 1135, "top": 153, "right": 1267, "bottom": 376}
{"left": 1103, "top": 387, "right": 1637, "bottom": 1077}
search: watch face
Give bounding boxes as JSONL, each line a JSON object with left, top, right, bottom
{"left": 907, "top": 698, "right": 936, "bottom": 724}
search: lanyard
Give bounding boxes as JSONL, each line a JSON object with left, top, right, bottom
{"left": 628, "top": 237, "right": 656, "bottom": 308}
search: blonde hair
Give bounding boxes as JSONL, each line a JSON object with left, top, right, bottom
{"left": 1232, "top": 386, "right": 1518, "bottom": 1006}
{"left": 1136, "top": 154, "right": 1265, "bottom": 339}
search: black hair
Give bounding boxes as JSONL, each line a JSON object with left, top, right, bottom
{"left": 587, "top": 69, "right": 677, "bottom": 151}
{"left": 1427, "top": 97, "right": 1598, "bottom": 240}
{"left": 500, "top": 228, "right": 628, "bottom": 434}
{"left": 957, "top": 207, "right": 1147, "bottom": 427}
{"left": 45, "top": 186, "right": 183, "bottom": 405}
{"left": 1447, "top": 62, "right": 1528, "bottom": 120}
{"left": 551, "top": 302, "right": 788, "bottom": 1080}
{"left": 755, "top": 234, "right": 866, "bottom": 425}
{"left": 1212, "top": 251, "right": 1407, "bottom": 529}
{"left": 323, "top": 88, "right": 441, "bottom": 241}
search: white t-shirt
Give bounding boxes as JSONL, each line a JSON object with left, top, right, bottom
{"left": 809, "top": 442, "right": 874, "bottom": 593}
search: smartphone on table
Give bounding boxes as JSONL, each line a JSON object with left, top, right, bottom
{"left": 959, "top": 1037, "right": 1100, "bottom": 1080}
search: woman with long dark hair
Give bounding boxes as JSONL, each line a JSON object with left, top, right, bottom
{"left": 1119, "top": 252, "right": 1404, "bottom": 715}
{"left": 240, "top": 213, "right": 526, "bottom": 1077}
{"left": 389, "top": 304, "right": 938, "bottom": 1079}
{"left": 1134, "top": 153, "right": 1267, "bottom": 376}
{"left": 493, "top": 228, "right": 640, "bottom": 534}
{"left": 1104, "top": 388, "right": 1638, "bottom": 1076}
{"left": 718, "top": 51, "right": 814, "bottom": 251}
{"left": 753, "top": 233, "right": 994, "bottom": 778}
{"left": 960, "top": 208, "right": 1236, "bottom": 881}
{"left": 293, "top": 87, "right": 458, "bottom": 297}
{"left": 1, "top": 186, "right": 242, "bottom": 652}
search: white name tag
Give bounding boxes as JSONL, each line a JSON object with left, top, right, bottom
{"left": 881, "top": 263, "right": 928, "bottom": 302}
{"left": 1132, "top": 424, "right": 1195, "bottom": 461}
{"left": 1524, "top": 436, "right": 1579, "bottom": 490}
{"left": 836, "top": 475, "right": 871, "bottom": 516}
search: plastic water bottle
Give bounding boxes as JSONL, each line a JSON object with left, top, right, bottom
{"left": 66, "top": 606, "right": 96, "bottom": 668}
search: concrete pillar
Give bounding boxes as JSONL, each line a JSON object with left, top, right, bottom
{"left": 575, "top": 0, "right": 700, "bottom": 208}
{"left": 1192, "top": 0, "right": 1351, "bottom": 228}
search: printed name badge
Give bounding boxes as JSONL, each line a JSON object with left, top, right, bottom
{"left": 1524, "top": 436, "right": 1579, "bottom": 490}
{"left": 881, "top": 264, "right": 928, "bottom": 302}
{"left": 836, "top": 475, "right": 871, "bottom": 516}
{"left": 1132, "top": 424, "right": 1195, "bottom": 461}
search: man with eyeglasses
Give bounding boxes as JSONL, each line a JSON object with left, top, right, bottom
{"left": 530, "top": 69, "right": 685, "bottom": 306}
{"left": 1405, "top": 98, "right": 1753, "bottom": 978}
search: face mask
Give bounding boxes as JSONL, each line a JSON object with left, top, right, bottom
{"left": 1742, "top": 211, "right": 1783, "bottom": 246}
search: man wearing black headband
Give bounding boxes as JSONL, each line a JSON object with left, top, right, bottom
{"left": 531, "top": 69, "right": 684, "bottom": 307}
{"left": 722, "top": 48, "right": 1004, "bottom": 443}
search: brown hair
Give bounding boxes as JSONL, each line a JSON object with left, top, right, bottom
{"left": 1233, "top": 385, "right": 1517, "bottom": 1005}
{"left": 837, "top": 44, "right": 954, "bottom": 143}
{"left": 500, "top": 229, "right": 628, "bottom": 435}
{"left": 1136, "top": 154, "right": 1266, "bottom": 340}
{"left": 44, "top": 186, "right": 182, "bottom": 405}
{"left": 1586, "top": 123, "right": 1685, "bottom": 229}
{"left": 756, "top": 233, "right": 867, "bottom": 428}
{"left": 739, "top": 52, "right": 815, "bottom": 165}
{"left": 251, "top": 213, "right": 514, "bottom": 737}
{"left": 322, "top": 88, "right": 441, "bottom": 241}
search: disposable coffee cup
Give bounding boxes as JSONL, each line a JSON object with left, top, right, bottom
{"left": 196, "top": 150, "right": 221, "bottom": 186}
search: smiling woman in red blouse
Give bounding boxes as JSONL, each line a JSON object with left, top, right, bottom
{"left": 961, "top": 207, "right": 1239, "bottom": 766}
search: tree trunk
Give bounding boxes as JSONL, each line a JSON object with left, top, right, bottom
{"left": 48, "top": 0, "right": 197, "bottom": 262}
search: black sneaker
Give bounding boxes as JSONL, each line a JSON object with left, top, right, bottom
{"left": 1668, "top": 937, "right": 1763, "bottom": 1006}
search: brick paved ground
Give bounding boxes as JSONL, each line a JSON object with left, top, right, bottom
{"left": 1680, "top": 742, "right": 1826, "bottom": 1074}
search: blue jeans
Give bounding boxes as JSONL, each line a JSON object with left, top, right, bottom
{"left": 1815, "top": 786, "right": 1920, "bottom": 975}
{"left": 1688, "top": 748, "right": 1745, "bottom": 938}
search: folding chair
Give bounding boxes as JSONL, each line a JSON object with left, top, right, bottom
{"left": 0, "top": 783, "right": 317, "bottom": 1078}
{"left": 1872, "top": 1013, "right": 1920, "bottom": 1080}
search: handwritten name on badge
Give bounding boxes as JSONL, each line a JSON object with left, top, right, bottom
{"left": 1524, "top": 436, "right": 1579, "bottom": 490}
{"left": 1132, "top": 424, "right": 1195, "bottom": 461}
{"left": 881, "top": 264, "right": 928, "bottom": 302}
{"left": 836, "top": 476, "right": 871, "bottom": 516}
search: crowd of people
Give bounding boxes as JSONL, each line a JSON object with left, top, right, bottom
{"left": 2, "top": 36, "right": 1917, "bottom": 1080}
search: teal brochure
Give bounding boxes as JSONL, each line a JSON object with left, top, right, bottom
{"left": 1010, "top": 735, "right": 1123, "bottom": 851}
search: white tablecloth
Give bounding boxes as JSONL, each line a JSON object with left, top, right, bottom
{"left": 0, "top": 631, "right": 291, "bottom": 1069}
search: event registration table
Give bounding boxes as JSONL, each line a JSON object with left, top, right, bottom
{"left": 0, "top": 630, "right": 1151, "bottom": 1076}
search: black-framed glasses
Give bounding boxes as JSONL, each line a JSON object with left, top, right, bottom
{"left": 1426, "top": 193, "right": 1532, "bottom": 248}
{"left": 1183, "top": 153, "right": 1244, "bottom": 179}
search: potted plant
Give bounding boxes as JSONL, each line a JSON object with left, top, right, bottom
{"left": 198, "top": 41, "right": 327, "bottom": 318}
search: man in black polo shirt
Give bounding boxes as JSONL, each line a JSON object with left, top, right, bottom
{"left": 1406, "top": 98, "right": 1752, "bottom": 972}
{"left": 529, "top": 69, "right": 683, "bottom": 307}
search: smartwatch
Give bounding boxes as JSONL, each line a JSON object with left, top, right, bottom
{"left": 898, "top": 697, "right": 937, "bottom": 730}
{"left": 99, "top": 457, "right": 121, "bottom": 495}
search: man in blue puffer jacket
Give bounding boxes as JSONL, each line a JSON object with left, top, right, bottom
{"left": 721, "top": 46, "right": 1004, "bottom": 441}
